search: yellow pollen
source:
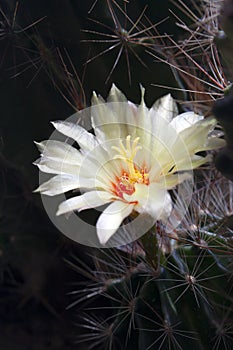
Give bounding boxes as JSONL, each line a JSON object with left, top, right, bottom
{"left": 112, "top": 135, "right": 148, "bottom": 185}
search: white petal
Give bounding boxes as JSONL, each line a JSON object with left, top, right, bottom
{"left": 91, "top": 87, "right": 138, "bottom": 142}
{"left": 52, "top": 121, "right": 98, "bottom": 151}
{"left": 96, "top": 201, "right": 134, "bottom": 245}
{"left": 77, "top": 143, "right": 121, "bottom": 184}
{"left": 56, "top": 191, "right": 115, "bottom": 215}
{"left": 34, "top": 156, "right": 79, "bottom": 175}
{"left": 148, "top": 111, "right": 180, "bottom": 158}
{"left": 135, "top": 93, "right": 154, "bottom": 159}
{"left": 173, "top": 154, "right": 212, "bottom": 172}
{"left": 160, "top": 173, "right": 191, "bottom": 189}
{"left": 91, "top": 99, "right": 122, "bottom": 141}
{"left": 200, "top": 136, "right": 225, "bottom": 150}
{"left": 152, "top": 94, "right": 178, "bottom": 122}
{"left": 124, "top": 183, "right": 172, "bottom": 221}
{"left": 189, "top": 154, "right": 212, "bottom": 169}
{"left": 107, "top": 84, "right": 128, "bottom": 103}
{"left": 178, "top": 118, "right": 216, "bottom": 153}
{"left": 170, "top": 111, "right": 203, "bottom": 132}
{"left": 34, "top": 174, "right": 103, "bottom": 196}
{"left": 35, "top": 140, "right": 82, "bottom": 164}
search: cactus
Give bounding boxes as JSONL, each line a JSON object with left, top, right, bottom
{"left": 69, "top": 169, "right": 233, "bottom": 350}
{"left": 61, "top": 2, "right": 233, "bottom": 350}
{"left": 1, "top": 0, "right": 233, "bottom": 349}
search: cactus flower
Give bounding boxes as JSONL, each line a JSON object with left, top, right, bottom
{"left": 34, "top": 85, "right": 224, "bottom": 245}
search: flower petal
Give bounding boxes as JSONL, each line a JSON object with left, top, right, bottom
{"left": 178, "top": 118, "right": 216, "bottom": 153}
{"left": 148, "top": 112, "right": 181, "bottom": 162}
{"left": 34, "top": 156, "right": 79, "bottom": 175}
{"left": 35, "top": 140, "right": 82, "bottom": 164}
{"left": 170, "top": 111, "right": 203, "bottom": 132}
{"left": 173, "top": 154, "right": 212, "bottom": 172}
{"left": 52, "top": 121, "right": 98, "bottom": 151}
{"left": 152, "top": 94, "right": 178, "bottom": 122}
{"left": 161, "top": 173, "right": 192, "bottom": 189}
{"left": 107, "top": 84, "right": 128, "bottom": 103}
{"left": 96, "top": 201, "right": 134, "bottom": 245}
{"left": 34, "top": 174, "right": 103, "bottom": 196}
{"left": 56, "top": 191, "right": 115, "bottom": 215}
{"left": 91, "top": 85, "right": 138, "bottom": 142}
{"left": 200, "top": 136, "right": 225, "bottom": 150}
{"left": 124, "top": 183, "right": 172, "bottom": 222}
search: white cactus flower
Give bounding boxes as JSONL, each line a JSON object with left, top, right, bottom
{"left": 34, "top": 85, "right": 224, "bottom": 245}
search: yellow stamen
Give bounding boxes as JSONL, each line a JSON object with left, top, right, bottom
{"left": 112, "top": 136, "right": 149, "bottom": 198}
{"left": 112, "top": 135, "right": 147, "bottom": 183}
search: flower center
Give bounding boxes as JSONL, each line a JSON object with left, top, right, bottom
{"left": 112, "top": 135, "right": 149, "bottom": 198}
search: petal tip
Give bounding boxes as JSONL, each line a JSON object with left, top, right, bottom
{"left": 34, "top": 141, "right": 41, "bottom": 147}
{"left": 51, "top": 120, "right": 58, "bottom": 127}
{"left": 96, "top": 228, "right": 112, "bottom": 246}
{"left": 32, "top": 159, "right": 39, "bottom": 167}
